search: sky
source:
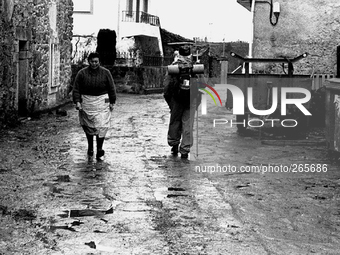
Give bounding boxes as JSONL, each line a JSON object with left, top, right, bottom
{"left": 154, "top": 0, "right": 253, "bottom": 43}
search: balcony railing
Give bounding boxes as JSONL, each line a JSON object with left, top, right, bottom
{"left": 122, "top": 11, "right": 160, "bottom": 26}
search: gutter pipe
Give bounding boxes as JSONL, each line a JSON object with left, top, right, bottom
{"left": 248, "top": 0, "right": 256, "bottom": 74}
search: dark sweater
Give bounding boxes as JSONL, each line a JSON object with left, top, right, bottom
{"left": 73, "top": 66, "right": 116, "bottom": 104}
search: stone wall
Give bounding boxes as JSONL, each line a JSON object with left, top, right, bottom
{"left": 135, "top": 36, "right": 162, "bottom": 56}
{"left": 0, "top": 0, "right": 73, "bottom": 126}
{"left": 252, "top": 0, "right": 340, "bottom": 75}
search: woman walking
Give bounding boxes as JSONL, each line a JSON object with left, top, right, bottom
{"left": 73, "top": 52, "right": 116, "bottom": 160}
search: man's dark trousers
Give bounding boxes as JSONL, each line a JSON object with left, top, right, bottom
{"left": 167, "top": 98, "right": 197, "bottom": 155}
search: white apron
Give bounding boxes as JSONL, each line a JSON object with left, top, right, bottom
{"left": 79, "top": 94, "right": 111, "bottom": 137}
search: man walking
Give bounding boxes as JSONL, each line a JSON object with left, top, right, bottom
{"left": 164, "top": 42, "right": 201, "bottom": 159}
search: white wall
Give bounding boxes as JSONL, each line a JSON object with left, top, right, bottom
{"left": 72, "top": 0, "right": 119, "bottom": 36}
{"left": 72, "top": 0, "right": 162, "bottom": 57}
{"left": 72, "top": 0, "right": 159, "bottom": 38}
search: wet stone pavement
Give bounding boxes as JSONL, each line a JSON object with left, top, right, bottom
{"left": 1, "top": 93, "right": 340, "bottom": 254}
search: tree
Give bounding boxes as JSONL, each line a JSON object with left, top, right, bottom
{"left": 96, "top": 29, "right": 117, "bottom": 65}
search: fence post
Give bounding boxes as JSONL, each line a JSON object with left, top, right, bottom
{"left": 221, "top": 60, "right": 228, "bottom": 84}
{"left": 221, "top": 60, "right": 228, "bottom": 107}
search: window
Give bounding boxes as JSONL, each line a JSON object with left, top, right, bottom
{"left": 143, "top": 0, "right": 148, "bottom": 13}
{"left": 49, "top": 2, "right": 57, "bottom": 34}
{"left": 73, "top": 0, "right": 93, "bottom": 14}
{"left": 126, "top": 0, "right": 133, "bottom": 16}
{"left": 49, "top": 43, "right": 60, "bottom": 89}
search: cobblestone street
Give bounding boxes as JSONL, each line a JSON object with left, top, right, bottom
{"left": 1, "top": 93, "right": 340, "bottom": 254}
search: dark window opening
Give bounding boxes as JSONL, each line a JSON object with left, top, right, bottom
{"left": 127, "top": 0, "right": 133, "bottom": 16}
{"left": 143, "top": 0, "right": 148, "bottom": 13}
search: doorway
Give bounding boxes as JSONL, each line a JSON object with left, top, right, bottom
{"left": 18, "top": 40, "right": 29, "bottom": 116}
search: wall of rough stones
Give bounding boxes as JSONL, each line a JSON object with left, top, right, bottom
{"left": 135, "top": 36, "right": 162, "bottom": 56}
{"left": 252, "top": 0, "right": 340, "bottom": 75}
{"left": 0, "top": 0, "right": 73, "bottom": 126}
{"left": 0, "top": 0, "right": 16, "bottom": 123}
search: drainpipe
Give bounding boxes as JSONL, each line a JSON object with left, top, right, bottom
{"left": 248, "top": 0, "right": 256, "bottom": 74}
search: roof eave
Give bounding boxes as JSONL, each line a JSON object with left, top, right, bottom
{"left": 237, "top": 0, "right": 252, "bottom": 11}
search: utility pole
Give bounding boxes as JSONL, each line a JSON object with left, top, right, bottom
{"left": 223, "top": 35, "right": 225, "bottom": 57}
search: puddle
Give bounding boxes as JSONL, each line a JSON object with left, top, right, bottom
{"left": 243, "top": 193, "right": 255, "bottom": 197}
{"left": 154, "top": 187, "right": 168, "bottom": 200}
{"left": 235, "top": 183, "right": 251, "bottom": 189}
{"left": 81, "top": 199, "right": 97, "bottom": 204}
{"left": 58, "top": 206, "right": 113, "bottom": 218}
{"left": 12, "top": 209, "right": 36, "bottom": 221}
{"left": 167, "top": 194, "right": 188, "bottom": 198}
{"left": 55, "top": 175, "right": 71, "bottom": 182}
{"left": 50, "top": 186, "right": 64, "bottom": 194}
{"left": 168, "top": 187, "right": 186, "bottom": 191}
{"left": 80, "top": 172, "right": 104, "bottom": 180}
{"left": 94, "top": 230, "right": 107, "bottom": 233}
{"left": 85, "top": 241, "right": 117, "bottom": 252}
{"left": 48, "top": 220, "right": 84, "bottom": 232}
{"left": 0, "top": 205, "right": 8, "bottom": 215}
{"left": 50, "top": 225, "right": 77, "bottom": 232}
{"left": 314, "top": 195, "right": 327, "bottom": 200}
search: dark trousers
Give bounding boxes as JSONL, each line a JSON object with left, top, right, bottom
{"left": 167, "top": 98, "right": 196, "bottom": 154}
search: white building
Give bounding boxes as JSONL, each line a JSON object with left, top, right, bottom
{"left": 72, "top": 0, "right": 163, "bottom": 64}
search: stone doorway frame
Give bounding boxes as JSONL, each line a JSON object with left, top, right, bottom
{"left": 15, "top": 27, "right": 31, "bottom": 116}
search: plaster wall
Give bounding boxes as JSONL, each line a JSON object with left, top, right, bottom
{"left": 252, "top": 0, "right": 340, "bottom": 74}
{"left": 72, "top": 0, "right": 118, "bottom": 36}
{"left": 72, "top": 0, "right": 162, "bottom": 61}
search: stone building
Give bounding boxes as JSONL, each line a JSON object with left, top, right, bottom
{"left": 0, "top": 0, "right": 73, "bottom": 125}
{"left": 237, "top": 0, "right": 340, "bottom": 75}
